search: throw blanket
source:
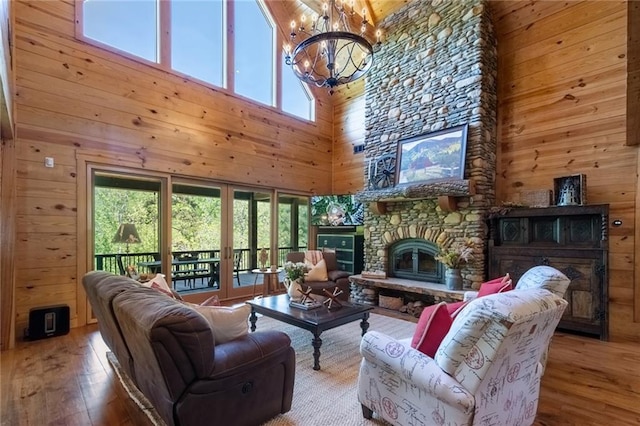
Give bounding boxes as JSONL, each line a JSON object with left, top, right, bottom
{"left": 304, "top": 250, "right": 323, "bottom": 266}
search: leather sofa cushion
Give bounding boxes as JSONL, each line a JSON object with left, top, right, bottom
{"left": 327, "top": 269, "right": 350, "bottom": 282}
{"left": 321, "top": 251, "right": 339, "bottom": 272}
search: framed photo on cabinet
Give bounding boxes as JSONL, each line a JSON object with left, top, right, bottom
{"left": 554, "top": 174, "right": 586, "bottom": 206}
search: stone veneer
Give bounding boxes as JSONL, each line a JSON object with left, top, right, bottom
{"left": 359, "top": 0, "right": 497, "bottom": 289}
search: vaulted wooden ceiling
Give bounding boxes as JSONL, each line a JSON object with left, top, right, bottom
{"left": 294, "top": 0, "right": 412, "bottom": 26}
{"left": 280, "top": 1, "right": 517, "bottom": 36}
{"left": 286, "top": 1, "right": 528, "bottom": 29}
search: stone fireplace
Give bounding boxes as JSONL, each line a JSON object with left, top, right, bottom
{"left": 355, "top": 0, "right": 497, "bottom": 291}
{"left": 388, "top": 239, "right": 443, "bottom": 282}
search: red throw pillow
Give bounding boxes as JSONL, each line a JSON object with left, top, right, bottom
{"left": 477, "top": 274, "right": 513, "bottom": 297}
{"left": 410, "top": 302, "right": 453, "bottom": 358}
{"left": 445, "top": 300, "right": 468, "bottom": 319}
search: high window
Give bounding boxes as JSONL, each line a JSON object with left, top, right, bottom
{"left": 78, "top": 0, "right": 314, "bottom": 121}
{"left": 171, "top": 0, "right": 224, "bottom": 88}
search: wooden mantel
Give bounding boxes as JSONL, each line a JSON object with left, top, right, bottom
{"left": 355, "top": 179, "right": 476, "bottom": 213}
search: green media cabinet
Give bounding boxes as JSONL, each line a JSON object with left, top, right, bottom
{"left": 317, "top": 234, "right": 364, "bottom": 275}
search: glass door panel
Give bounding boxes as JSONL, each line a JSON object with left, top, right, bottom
{"left": 171, "top": 182, "right": 222, "bottom": 294}
{"left": 229, "top": 188, "right": 272, "bottom": 297}
{"left": 277, "top": 194, "right": 309, "bottom": 266}
{"left": 93, "top": 172, "right": 162, "bottom": 281}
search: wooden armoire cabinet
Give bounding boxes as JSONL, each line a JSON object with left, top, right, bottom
{"left": 487, "top": 204, "right": 609, "bottom": 340}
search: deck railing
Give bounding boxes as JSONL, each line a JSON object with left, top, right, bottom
{"left": 95, "top": 246, "right": 307, "bottom": 276}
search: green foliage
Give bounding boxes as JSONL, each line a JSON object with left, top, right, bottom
{"left": 94, "top": 186, "right": 309, "bottom": 256}
{"left": 94, "top": 188, "right": 159, "bottom": 254}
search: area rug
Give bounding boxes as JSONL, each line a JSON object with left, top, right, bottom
{"left": 108, "top": 312, "right": 415, "bottom": 425}
{"left": 106, "top": 351, "right": 167, "bottom": 426}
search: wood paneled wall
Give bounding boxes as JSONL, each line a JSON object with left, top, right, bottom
{"left": 628, "top": 1, "right": 639, "bottom": 147}
{"left": 492, "top": 0, "right": 638, "bottom": 342}
{"left": 1, "top": 137, "right": 17, "bottom": 350}
{"left": 332, "top": 79, "right": 366, "bottom": 194}
{"left": 0, "top": 0, "right": 13, "bottom": 138}
{"left": 331, "top": 1, "right": 639, "bottom": 341}
{"left": 0, "top": 0, "right": 15, "bottom": 350}
{"left": 9, "top": 0, "right": 335, "bottom": 339}
{"left": 5, "top": 0, "right": 639, "bottom": 343}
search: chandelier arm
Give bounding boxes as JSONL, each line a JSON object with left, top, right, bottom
{"left": 334, "top": 41, "right": 370, "bottom": 72}
{"left": 292, "top": 32, "right": 372, "bottom": 57}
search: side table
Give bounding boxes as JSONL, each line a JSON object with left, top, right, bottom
{"left": 251, "top": 268, "right": 282, "bottom": 297}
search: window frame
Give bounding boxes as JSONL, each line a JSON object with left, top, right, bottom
{"left": 74, "top": 0, "right": 315, "bottom": 122}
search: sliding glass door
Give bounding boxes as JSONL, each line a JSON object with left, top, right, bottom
{"left": 167, "top": 182, "right": 272, "bottom": 299}
{"left": 171, "top": 182, "right": 223, "bottom": 293}
{"left": 229, "top": 187, "right": 272, "bottom": 297}
{"left": 277, "top": 193, "right": 310, "bottom": 263}
{"left": 92, "top": 171, "right": 163, "bottom": 281}
{"left": 88, "top": 167, "right": 309, "bottom": 303}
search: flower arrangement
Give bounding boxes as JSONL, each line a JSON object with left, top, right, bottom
{"left": 284, "top": 261, "right": 306, "bottom": 283}
{"left": 435, "top": 239, "right": 475, "bottom": 269}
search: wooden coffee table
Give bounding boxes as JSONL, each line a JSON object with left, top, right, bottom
{"left": 247, "top": 294, "right": 374, "bottom": 370}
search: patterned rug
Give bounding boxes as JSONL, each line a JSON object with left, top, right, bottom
{"left": 107, "top": 312, "right": 415, "bottom": 425}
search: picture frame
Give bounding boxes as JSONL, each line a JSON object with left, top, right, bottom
{"left": 553, "top": 174, "right": 586, "bottom": 206}
{"left": 395, "top": 124, "right": 469, "bottom": 186}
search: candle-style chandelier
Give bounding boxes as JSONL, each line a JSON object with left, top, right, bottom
{"left": 284, "top": 0, "right": 381, "bottom": 95}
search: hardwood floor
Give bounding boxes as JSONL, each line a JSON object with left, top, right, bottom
{"left": 0, "top": 325, "right": 150, "bottom": 426}
{"left": 1, "top": 325, "right": 639, "bottom": 425}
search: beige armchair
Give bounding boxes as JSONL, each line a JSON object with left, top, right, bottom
{"left": 357, "top": 288, "right": 568, "bottom": 426}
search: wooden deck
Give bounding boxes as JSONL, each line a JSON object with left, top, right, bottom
{"left": 172, "top": 270, "right": 286, "bottom": 294}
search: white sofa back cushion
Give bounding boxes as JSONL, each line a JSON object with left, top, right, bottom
{"left": 515, "top": 265, "right": 570, "bottom": 298}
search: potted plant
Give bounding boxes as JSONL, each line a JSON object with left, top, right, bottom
{"left": 283, "top": 261, "right": 306, "bottom": 301}
{"left": 435, "top": 239, "right": 475, "bottom": 290}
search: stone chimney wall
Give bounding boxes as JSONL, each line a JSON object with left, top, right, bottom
{"left": 361, "top": 0, "right": 497, "bottom": 289}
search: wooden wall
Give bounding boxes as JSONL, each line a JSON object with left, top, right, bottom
{"left": 0, "top": 0, "right": 15, "bottom": 350}
{"left": 5, "top": 0, "right": 639, "bottom": 343}
{"left": 332, "top": 79, "right": 366, "bottom": 194}
{"left": 0, "top": 0, "right": 13, "bottom": 137}
{"left": 491, "top": 0, "right": 638, "bottom": 342}
{"left": 9, "top": 0, "right": 335, "bottom": 339}
{"left": 331, "top": 0, "right": 639, "bottom": 342}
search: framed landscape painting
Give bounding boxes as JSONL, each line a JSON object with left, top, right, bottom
{"left": 395, "top": 124, "right": 469, "bottom": 186}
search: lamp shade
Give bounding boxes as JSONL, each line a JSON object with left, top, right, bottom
{"left": 112, "top": 223, "right": 141, "bottom": 244}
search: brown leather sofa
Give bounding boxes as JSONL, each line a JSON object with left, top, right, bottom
{"left": 83, "top": 271, "right": 295, "bottom": 426}
{"left": 285, "top": 251, "right": 352, "bottom": 301}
